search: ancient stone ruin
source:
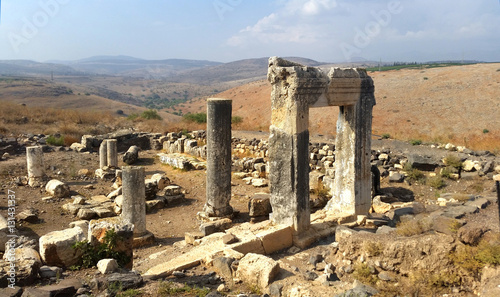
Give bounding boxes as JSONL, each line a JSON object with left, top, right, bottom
{"left": 204, "top": 98, "right": 233, "bottom": 217}
{"left": 267, "top": 57, "right": 376, "bottom": 234}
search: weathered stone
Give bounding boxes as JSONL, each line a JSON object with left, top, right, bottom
{"left": 91, "top": 272, "right": 143, "bottom": 291}
{"left": 17, "top": 208, "right": 39, "bottom": 223}
{"left": 123, "top": 145, "right": 140, "bottom": 165}
{"left": 69, "top": 220, "right": 89, "bottom": 238}
{"left": 325, "top": 68, "right": 375, "bottom": 216}
{"left": 122, "top": 166, "right": 147, "bottom": 236}
{"left": 236, "top": 253, "right": 280, "bottom": 290}
{"left": 145, "top": 179, "right": 159, "bottom": 200}
{"left": 70, "top": 142, "right": 87, "bottom": 152}
{"left": 150, "top": 173, "right": 171, "bottom": 190}
{"left": 200, "top": 218, "right": 232, "bottom": 236}
{"left": 106, "top": 139, "right": 118, "bottom": 168}
{"left": 442, "top": 205, "right": 479, "bottom": 219}
{"left": 99, "top": 140, "right": 108, "bottom": 169}
{"left": 407, "top": 154, "right": 440, "bottom": 171}
{"left": 45, "top": 179, "right": 70, "bottom": 198}
{"left": 39, "top": 227, "right": 85, "bottom": 267}
{"left": 77, "top": 208, "right": 97, "bottom": 220}
{"left": 371, "top": 196, "right": 392, "bottom": 213}
{"left": 97, "top": 258, "right": 119, "bottom": 274}
{"left": 88, "top": 219, "right": 134, "bottom": 269}
{"left": 458, "top": 225, "right": 487, "bottom": 245}
{"left": 204, "top": 98, "right": 233, "bottom": 217}
{"left": 479, "top": 266, "right": 500, "bottom": 296}
{"left": 251, "top": 178, "right": 268, "bottom": 187}
{"left": 222, "top": 233, "right": 238, "bottom": 244}
{"left": 212, "top": 257, "right": 234, "bottom": 283}
{"left": 27, "top": 146, "right": 44, "bottom": 187}
{"left": 248, "top": 193, "right": 272, "bottom": 217}
{"left": 256, "top": 225, "right": 293, "bottom": 254}
{"left": 39, "top": 265, "right": 63, "bottom": 278}
{"left": 1, "top": 247, "right": 41, "bottom": 287}
{"left": 388, "top": 172, "right": 404, "bottom": 183}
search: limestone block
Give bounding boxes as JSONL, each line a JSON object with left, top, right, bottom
{"left": 231, "top": 238, "right": 265, "bottom": 255}
{"left": 97, "top": 259, "right": 119, "bottom": 274}
{"left": 88, "top": 219, "right": 134, "bottom": 269}
{"left": 463, "top": 160, "right": 478, "bottom": 172}
{"left": 45, "top": 179, "right": 70, "bottom": 198}
{"left": 1, "top": 247, "right": 41, "bottom": 287}
{"left": 39, "top": 228, "right": 85, "bottom": 267}
{"left": 69, "top": 221, "right": 89, "bottom": 239}
{"left": 164, "top": 185, "right": 182, "bottom": 196}
{"left": 70, "top": 142, "right": 87, "bottom": 152}
{"left": 248, "top": 193, "right": 272, "bottom": 217}
{"left": 145, "top": 179, "right": 159, "bottom": 200}
{"left": 236, "top": 253, "right": 280, "bottom": 290}
{"left": 372, "top": 196, "right": 392, "bottom": 213}
{"left": 256, "top": 225, "right": 293, "bottom": 254}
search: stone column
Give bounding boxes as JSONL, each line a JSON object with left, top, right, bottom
{"left": 106, "top": 139, "right": 118, "bottom": 168}
{"left": 267, "top": 57, "right": 328, "bottom": 234}
{"left": 99, "top": 140, "right": 107, "bottom": 169}
{"left": 121, "top": 166, "right": 147, "bottom": 236}
{"left": 121, "top": 166, "right": 154, "bottom": 246}
{"left": 324, "top": 68, "right": 376, "bottom": 215}
{"left": 204, "top": 98, "right": 233, "bottom": 217}
{"left": 26, "top": 146, "right": 44, "bottom": 187}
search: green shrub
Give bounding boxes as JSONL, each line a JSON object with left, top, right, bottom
{"left": 450, "top": 236, "right": 500, "bottom": 277}
{"left": 141, "top": 109, "right": 162, "bottom": 120}
{"left": 381, "top": 133, "right": 391, "bottom": 139}
{"left": 157, "top": 281, "right": 210, "bottom": 296}
{"left": 403, "top": 163, "right": 425, "bottom": 182}
{"left": 71, "top": 229, "right": 130, "bottom": 269}
{"left": 127, "top": 113, "right": 139, "bottom": 120}
{"left": 423, "top": 77, "right": 429, "bottom": 80}
{"left": 183, "top": 112, "right": 207, "bottom": 124}
{"left": 409, "top": 139, "right": 422, "bottom": 145}
{"left": 427, "top": 176, "right": 446, "bottom": 189}
{"left": 443, "top": 154, "right": 463, "bottom": 170}
{"left": 232, "top": 115, "right": 243, "bottom": 124}
{"left": 483, "top": 129, "right": 489, "bottom": 134}
{"left": 46, "top": 135, "right": 64, "bottom": 146}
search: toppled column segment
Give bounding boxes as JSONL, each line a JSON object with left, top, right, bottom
{"left": 267, "top": 57, "right": 329, "bottom": 234}
{"left": 204, "top": 98, "right": 233, "bottom": 217}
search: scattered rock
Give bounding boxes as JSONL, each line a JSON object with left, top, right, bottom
{"left": 236, "top": 253, "right": 280, "bottom": 291}
{"left": 248, "top": 193, "right": 272, "bottom": 217}
{"left": 123, "top": 145, "right": 140, "bottom": 164}
{"left": 97, "top": 258, "right": 119, "bottom": 274}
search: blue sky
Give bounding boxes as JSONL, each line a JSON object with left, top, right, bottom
{"left": 0, "top": 0, "right": 499, "bottom": 63}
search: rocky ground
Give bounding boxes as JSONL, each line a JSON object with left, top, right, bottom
{"left": 0, "top": 130, "right": 500, "bottom": 297}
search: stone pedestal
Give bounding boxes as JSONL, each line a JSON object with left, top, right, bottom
{"left": 323, "top": 68, "right": 376, "bottom": 215}
{"left": 99, "top": 141, "right": 107, "bottom": 169}
{"left": 26, "top": 146, "right": 44, "bottom": 187}
{"left": 121, "top": 166, "right": 154, "bottom": 246}
{"left": 204, "top": 98, "right": 233, "bottom": 217}
{"left": 106, "top": 139, "right": 118, "bottom": 168}
{"left": 267, "top": 57, "right": 329, "bottom": 234}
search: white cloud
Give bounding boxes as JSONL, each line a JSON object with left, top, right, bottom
{"left": 226, "top": 0, "right": 500, "bottom": 62}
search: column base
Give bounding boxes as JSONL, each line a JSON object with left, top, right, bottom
{"left": 202, "top": 204, "right": 234, "bottom": 219}
{"left": 132, "top": 231, "right": 155, "bottom": 248}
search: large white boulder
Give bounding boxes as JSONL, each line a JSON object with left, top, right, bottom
{"left": 39, "top": 227, "right": 85, "bottom": 267}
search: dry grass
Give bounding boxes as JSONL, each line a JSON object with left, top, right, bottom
{"left": 0, "top": 101, "right": 148, "bottom": 141}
